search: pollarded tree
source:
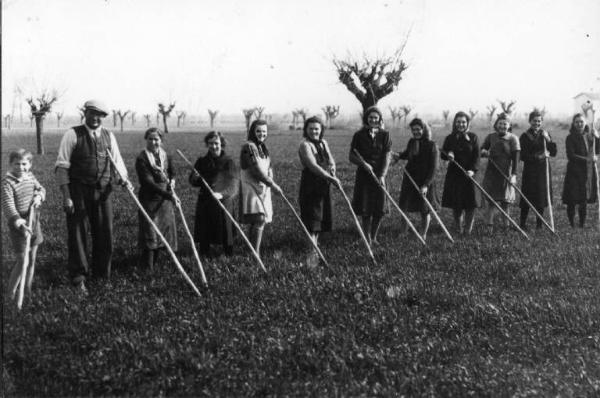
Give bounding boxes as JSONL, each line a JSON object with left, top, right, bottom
{"left": 442, "top": 110, "right": 450, "bottom": 125}
{"left": 333, "top": 46, "right": 408, "bottom": 113}
{"left": 469, "top": 108, "right": 478, "bottom": 121}
{"left": 176, "top": 111, "right": 186, "bottom": 128}
{"left": 388, "top": 106, "right": 400, "bottom": 126}
{"left": 254, "top": 107, "right": 265, "bottom": 120}
{"left": 401, "top": 106, "right": 411, "bottom": 126}
{"left": 4, "top": 114, "right": 12, "bottom": 129}
{"left": 116, "top": 110, "right": 130, "bottom": 132}
{"left": 498, "top": 100, "right": 516, "bottom": 117}
{"left": 27, "top": 92, "right": 58, "bottom": 154}
{"left": 112, "top": 110, "right": 117, "bottom": 127}
{"left": 243, "top": 108, "right": 255, "bottom": 130}
{"left": 322, "top": 105, "right": 340, "bottom": 129}
{"left": 143, "top": 114, "right": 151, "bottom": 127}
{"left": 290, "top": 110, "right": 299, "bottom": 130}
{"left": 296, "top": 108, "right": 307, "bottom": 126}
{"left": 77, "top": 106, "right": 85, "bottom": 123}
{"left": 55, "top": 111, "right": 63, "bottom": 128}
{"left": 130, "top": 111, "right": 136, "bottom": 126}
{"left": 486, "top": 104, "right": 497, "bottom": 124}
{"left": 156, "top": 112, "right": 160, "bottom": 127}
{"left": 208, "top": 109, "right": 219, "bottom": 128}
{"left": 158, "top": 102, "right": 176, "bottom": 133}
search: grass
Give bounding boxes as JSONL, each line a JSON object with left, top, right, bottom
{"left": 2, "top": 122, "right": 600, "bottom": 396}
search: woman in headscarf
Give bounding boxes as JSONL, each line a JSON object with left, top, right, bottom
{"left": 441, "top": 111, "right": 480, "bottom": 235}
{"left": 298, "top": 116, "right": 340, "bottom": 261}
{"left": 349, "top": 106, "right": 392, "bottom": 244}
{"left": 135, "top": 127, "right": 178, "bottom": 270}
{"left": 394, "top": 118, "right": 439, "bottom": 239}
{"left": 189, "top": 131, "right": 238, "bottom": 256}
{"left": 481, "top": 113, "right": 520, "bottom": 229}
{"left": 519, "top": 110, "right": 557, "bottom": 230}
{"left": 239, "top": 119, "right": 283, "bottom": 257}
{"left": 561, "top": 113, "right": 599, "bottom": 227}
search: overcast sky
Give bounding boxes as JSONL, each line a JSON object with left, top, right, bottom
{"left": 2, "top": 0, "right": 599, "bottom": 119}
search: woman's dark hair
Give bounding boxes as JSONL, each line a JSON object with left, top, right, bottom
{"left": 569, "top": 113, "right": 589, "bottom": 134}
{"left": 362, "top": 106, "right": 383, "bottom": 127}
{"left": 303, "top": 116, "right": 326, "bottom": 141}
{"left": 493, "top": 112, "right": 512, "bottom": 133}
{"left": 528, "top": 110, "right": 543, "bottom": 121}
{"left": 204, "top": 131, "right": 226, "bottom": 147}
{"left": 409, "top": 118, "right": 432, "bottom": 140}
{"left": 452, "top": 111, "right": 470, "bottom": 133}
{"left": 247, "top": 119, "right": 269, "bottom": 156}
{"left": 144, "top": 127, "right": 163, "bottom": 139}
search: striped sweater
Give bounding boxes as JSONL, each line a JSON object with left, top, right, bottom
{"left": 1, "top": 172, "right": 46, "bottom": 227}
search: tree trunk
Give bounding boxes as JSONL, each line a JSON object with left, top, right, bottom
{"left": 162, "top": 115, "right": 169, "bottom": 133}
{"left": 35, "top": 116, "right": 44, "bottom": 155}
{"left": 360, "top": 98, "right": 378, "bottom": 114}
{"left": 120, "top": 118, "right": 124, "bottom": 132}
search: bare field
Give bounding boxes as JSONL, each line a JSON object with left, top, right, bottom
{"left": 2, "top": 123, "right": 600, "bottom": 396}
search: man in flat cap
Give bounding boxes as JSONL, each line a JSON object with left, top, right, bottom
{"left": 55, "top": 99, "right": 131, "bottom": 294}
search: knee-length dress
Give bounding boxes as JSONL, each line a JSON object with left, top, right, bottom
{"left": 189, "top": 152, "right": 238, "bottom": 250}
{"left": 350, "top": 127, "right": 392, "bottom": 216}
{"left": 135, "top": 149, "right": 177, "bottom": 251}
{"left": 481, "top": 132, "right": 520, "bottom": 203}
{"left": 441, "top": 132, "right": 481, "bottom": 210}
{"left": 519, "top": 129, "right": 557, "bottom": 209}
{"left": 239, "top": 141, "right": 274, "bottom": 224}
{"left": 562, "top": 132, "right": 600, "bottom": 205}
{"left": 397, "top": 138, "right": 439, "bottom": 214}
{"left": 298, "top": 139, "right": 335, "bottom": 232}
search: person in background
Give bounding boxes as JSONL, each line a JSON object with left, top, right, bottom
{"left": 135, "top": 128, "right": 178, "bottom": 270}
{"left": 519, "top": 110, "right": 557, "bottom": 230}
{"left": 239, "top": 120, "right": 283, "bottom": 258}
{"left": 480, "top": 113, "right": 520, "bottom": 230}
{"left": 298, "top": 116, "right": 340, "bottom": 264}
{"left": 55, "top": 99, "right": 131, "bottom": 294}
{"left": 189, "top": 131, "right": 238, "bottom": 257}
{"left": 2, "top": 149, "right": 46, "bottom": 297}
{"left": 394, "top": 118, "right": 439, "bottom": 239}
{"left": 441, "top": 111, "right": 480, "bottom": 235}
{"left": 349, "top": 106, "right": 392, "bottom": 245}
{"left": 561, "top": 113, "right": 599, "bottom": 227}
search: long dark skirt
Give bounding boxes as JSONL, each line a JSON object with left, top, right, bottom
{"left": 138, "top": 198, "right": 177, "bottom": 251}
{"left": 352, "top": 168, "right": 388, "bottom": 216}
{"left": 441, "top": 166, "right": 480, "bottom": 210}
{"left": 399, "top": 178, "right": 439, "bottom": 214}
{"left": 194, "top": 194, "right": 235, "bottom": 250}
{"left": 299, "top": 169, "right": 332, "bottom": 233}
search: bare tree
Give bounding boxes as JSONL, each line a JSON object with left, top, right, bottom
{"left": 29, "top": 114, "right": 34, "bottom": 127}
{"left": 156, "top": 112, "right": 160, "bottom": 127}
{"left": 158, "top": 102, "right": 176, "bottom": 133}
{"left": 442, "top": 110, "right": 450, "bottom": 125}
{"left": 296, "top": 108, "right": 307, "bottom": 127}
{"left": 333, "top": 45, "right": 408, "bottom": 113}
{"left": 388, "top": 106, "right": 400, "bottom": 126}
{"left": 290, "top": 110, "right": 299, "bottom": 130}
{"left": 401, "top": 106, "right": 412, "bottom": 126}
{"left": 498, "top": 100, "right": 516, "bottom": 117}
{"left": 243, "top": 108, "right": 255, "bottom": 130}
{"left": 116, "top": 110, "right": 130, "bottom": 132}
{"left": 486, "top": 104, "right": 497, "bottom": 124}
{"left": 176, "top": 111, "right": 186, "bottom": 128}
{"left": 112, "top": 110, "right": 117, "bottom": 127}
{"left": 468, "top": 108, "right": 478, "bottom": 121}
{"left": 55, "top": 111, "right": 63, "bottom": 128}
{"left": 254, "top": 106, "right": 265, "bottom": 120}
{"left": 207, "top": 109, "right": 219, "bottom": 128}
{"left": 77, "top": 106, "right": 85, "bottom": 123}
{"left": 143, "top": 114, "right": 151, "bottom": 127}
{"left": 27, "top": 92, "right": 58, "bottom": 154}
{"left": 130, "top": 111, "right": 136, "bottom": 126}
{"left": 4, "top": 114, "right": 12, "bottom": 129}
{"left": 322, "top": 105, "right": 340, "bottom": 129}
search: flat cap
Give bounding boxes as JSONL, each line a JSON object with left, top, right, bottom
{"left": 83, "top": 99, "right": 109, "bottom": 116}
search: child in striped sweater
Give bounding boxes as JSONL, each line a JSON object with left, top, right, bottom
{"left": 2, "top": 149, "right": 45, "bottom": 299}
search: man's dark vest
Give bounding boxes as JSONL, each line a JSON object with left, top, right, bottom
{"left": 68, "top": 125, "right": 113, "bottom": 186}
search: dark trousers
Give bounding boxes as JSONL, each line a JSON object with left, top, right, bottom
{"left": 67, "top": 182, "right": 113, "bottom": 283}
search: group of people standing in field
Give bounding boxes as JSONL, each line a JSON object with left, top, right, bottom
{"left": 2, "top": 100, "right": 599, "bottom": 297}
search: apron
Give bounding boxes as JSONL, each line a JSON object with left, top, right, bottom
{"left": 240, "top": 155, "right": 273, "bottom": 223}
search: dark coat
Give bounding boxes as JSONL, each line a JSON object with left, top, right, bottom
{"left": 189, "top": 152, "right": 238, "bottom": 251}
{"left": 562, "top": 133, "right": 599, "bottom": 204}
{"left": 519, "top": 129, "right": 557, "bottom": 209}
{"left": 441, "top": 132, "right": 480, "bottom": 210}
{"left": 398, "top": 138, "right": 439, "bottom": 213}
{"left": 135, "top": 150, "right": 177, "bottom": 250}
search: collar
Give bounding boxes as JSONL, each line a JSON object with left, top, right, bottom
{"left": 6, "top": 171, "right": 32, "bottom": 183}
{"left": 84, "top": 124, "right": 102, "bottom": 136}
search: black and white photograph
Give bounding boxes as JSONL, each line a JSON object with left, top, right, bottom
{"left": 2, "top": 0, "right": 600, "bottom": 395}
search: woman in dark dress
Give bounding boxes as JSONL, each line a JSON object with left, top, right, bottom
{"left": 349, "top": 106, "right": 392, "bottom": 244}
{"left": 189, "top": 131, "right": 238, "bottom": 256}
{"left": 441, "top": 111, "right": 480, "bottom": 235}
{"left": 135, "top": 128, "right": 178, "bottom": 270}
{"left": 561, "top": 113, "right": 599, "bottom": 227}
{"left": 298, "top": 116, "right": 340, "bottom": 260}
{"left": 394, "top": 118, "right": 439, "bottom": 239}
{"left": 519, "top": 110, "right": 557, "bottom": 230}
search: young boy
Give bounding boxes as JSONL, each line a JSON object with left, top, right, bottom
{"left": 1, "top": 149, "right": 45, "bottom": 298}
